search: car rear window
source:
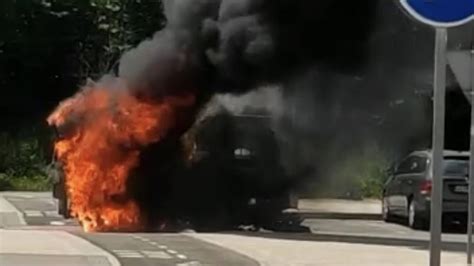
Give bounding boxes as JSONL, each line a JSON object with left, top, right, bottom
{"left": 443, "top": 159, "right": 469, "bottom": 177}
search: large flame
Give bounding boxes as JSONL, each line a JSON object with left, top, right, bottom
{"left": 47, "top": 78, "right": 195, "bottom": 232}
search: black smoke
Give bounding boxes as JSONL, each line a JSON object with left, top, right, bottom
{"left": 116, "top": 0, "right": 380, "bottom": 230}
{"left": 119, "top": 0, "right": 378, "bottom": 99}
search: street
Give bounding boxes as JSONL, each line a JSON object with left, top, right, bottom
{"left": 0, "top": 192, "right": 472, "bottom": 265}
{"left": 0, "top": 192, "right": 258, "bottom": 266}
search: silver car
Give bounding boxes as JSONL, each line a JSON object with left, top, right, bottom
{"left": 382, "top": 150, "right": 469, "bottom": 229}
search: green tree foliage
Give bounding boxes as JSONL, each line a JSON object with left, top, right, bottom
{"left": 0, "top": 0, "right": 165, "bottom": 191}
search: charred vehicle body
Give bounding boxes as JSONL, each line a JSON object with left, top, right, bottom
{"left": 50, "top": 108, "right": 300, "bottom": 231}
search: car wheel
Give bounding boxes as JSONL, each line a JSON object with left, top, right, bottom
{"left": 382, "top": 198, "right": 394, "bottom": 222}
{"left": 58, "top": 197, "right": 71, "bottom": 219}
{"left": 408, "top": 199, "right": 427, "bottom": 230}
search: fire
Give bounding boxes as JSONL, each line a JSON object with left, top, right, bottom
{"left": 47, "top": 78, "right": 195, "bottom": 232}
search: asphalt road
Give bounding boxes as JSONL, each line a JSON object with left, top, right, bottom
{"left": 2, "top": 192, "right": 472, "bottom": 265}
{"left": 0, "top": 192, "right": 258, "bottom": 266}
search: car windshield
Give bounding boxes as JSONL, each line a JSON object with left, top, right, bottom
{"left": 443, "top": 159, "right": 469, "bottom": 177}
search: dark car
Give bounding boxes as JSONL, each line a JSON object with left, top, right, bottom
{"left": 382, "top": 150, "right": 469, "bottom": 229}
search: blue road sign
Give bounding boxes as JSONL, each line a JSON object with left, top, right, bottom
{"left": 400, "top": 0, "right": 474, "bottom": 27}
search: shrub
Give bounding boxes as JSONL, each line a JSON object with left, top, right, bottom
{"left": 0, "top": 125, "right": 52, "bottom": 192}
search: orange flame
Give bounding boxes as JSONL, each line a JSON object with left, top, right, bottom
{"left": 47, "top": 79, "right": 195, "bottom": 232}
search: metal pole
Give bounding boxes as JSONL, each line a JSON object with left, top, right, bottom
{"left": 430, "top": 27, "right": 448, "bottom": 266}
{"left": 468, "top": 48, "right": 474, "bottom": 265}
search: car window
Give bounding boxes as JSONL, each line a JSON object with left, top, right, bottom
{"left": 443, "top": 159, "right": 469, "bottom": 177}
{"left": 409, "top": 156, "right": 427, "bottom": 173}
{"left": 396, "top": 156, "right": 427, "bottom": 175}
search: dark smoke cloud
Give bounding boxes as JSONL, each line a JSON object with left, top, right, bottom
{"left": 115, "top": 0, "right": 381, "bottom": 226}
{"left": 117, "top": 0, "right": 380, "bottom": 203}
{"left": 120, "top": 0, "right": 378, "bottom": 98}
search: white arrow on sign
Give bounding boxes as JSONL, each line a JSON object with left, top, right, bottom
{"left": 447, "top": 50, "right": 473, "bottom": 101}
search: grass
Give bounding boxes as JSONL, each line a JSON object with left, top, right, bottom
{"left": 0, "top": 173, "right": 51, "bottom": 192}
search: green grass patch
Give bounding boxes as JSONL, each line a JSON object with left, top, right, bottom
{"left": 0, "top": 173, "right": 51, "bottom": 192}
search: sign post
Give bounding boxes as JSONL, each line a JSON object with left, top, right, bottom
{"left": 468, "top": 49, "right": 474, "bottom": 265}
{"left": 430, "top": 28, "right": 447, "bottom": 266}
{"left": 399, "top": 1, "right": 474, "bottom": 265}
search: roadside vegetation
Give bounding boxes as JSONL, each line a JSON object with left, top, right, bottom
{"left": 0, "top": 126, "right": 52, "bottom": 191}
{"left": 0, "top": 0, "right": 165, "bottom": 191}
{"left": 313, "top": 143, "right": 391, "bottom": 200}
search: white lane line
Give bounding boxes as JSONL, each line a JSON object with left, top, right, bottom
{"left": 50, "top": 221, "right": 65, "bottom": 226}
{"left": 167, "top": 249, "right": 178, "bottom": 254}
{"left": 149, "top": 241, "right": 158, "bottom": 246}
{"left": 176, "top": 262, "right": 202, "bottom": 266}
{"left": 158, "top": 245, "right": 168, "bottom": 249}
{"left": 141, "top": 250, "right": 173, "bottom": 259}
{"left": 23, "top": 210, "right": 43, "bottom": 217}
{"left": 113, "top": 250, "right": 143, "bottom": 258}
{"left": 176, "top": 254, "right": 187, "bottom": 260}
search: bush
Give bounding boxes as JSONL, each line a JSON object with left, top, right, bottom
{"left": 0, "top": 126, "right": 52, "bottom": 192}
{"left": 8, "top": 175, "right": 51, "bottom": 191}
{"left": 315, "top": 143, "right": 390, "bottom": 199}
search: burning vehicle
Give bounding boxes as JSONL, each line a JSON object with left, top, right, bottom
{"left": 46, "top": 0, "right": 376, "bottom": 232}
{"left": 176, "top": 109, "right": 300, "bottom": 230}
{"left": 49, "top": 96, "right": 300, "bottom": 231}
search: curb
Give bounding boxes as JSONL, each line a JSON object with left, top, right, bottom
{"left": 0, "top": 194, "right": 26, "bottom": 227}
{"left": 298, "top": 211, "right": 382, "bottom": 221}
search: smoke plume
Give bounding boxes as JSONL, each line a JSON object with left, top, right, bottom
{"left": 50, "top": 0, "right": 383, "bottom": 231}
{"left": 119, "top": 0, "right": 378, "bottom": 99}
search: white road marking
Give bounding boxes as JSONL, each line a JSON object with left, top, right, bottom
{"left": 158, "top": 245, "right": 168, "bottom": 249}
{"left": 176, "top": 262, "right": 202, "bottom": 266}
{"left": 50, "top": 221, "right": 65, "bottom": 226}
{"left": 176, "top": 254, "right": 187, "bottom": 260}
{"left": 141, "top": 250, "right": 173, "bottom": 259}
{"left": 24, "top": 210, "right": 43, "bottom": 217}
{"left": 149, "top": 241, "right": 158, "bottom": 246}
{"left": 113, "top": 250, "right": 143, "bottom": 258}
{"left": 167, "top": 249, "right": 178, "bottom": 254}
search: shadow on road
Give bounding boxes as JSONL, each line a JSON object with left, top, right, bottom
{"left": 215, "top": 227, "right": 469, "bottom": 254}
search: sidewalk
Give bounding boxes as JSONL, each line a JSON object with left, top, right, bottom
{"left": 0, "top": 229, "right": 120, "bottom": 266}
{"left": 298, "top": 198, "right": 382, "bottom": 220}
{"left": 189, "top": 233, "right": 469, "bottom": 266}
{"left": 0, "top": 193, "right": 26, "bottom": 227}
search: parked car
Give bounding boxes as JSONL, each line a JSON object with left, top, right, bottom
{"left": 382, "top": 150, "right": 469, "bottom": 229}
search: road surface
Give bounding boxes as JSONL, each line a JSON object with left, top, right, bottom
{"left": 0, "top": 192, "right": 258, "bottom": 266}
{"left": 1, "top": 192, "right": 471, "bottom": 265}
